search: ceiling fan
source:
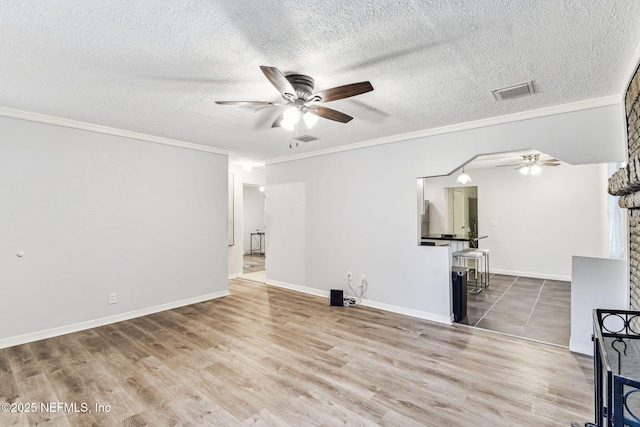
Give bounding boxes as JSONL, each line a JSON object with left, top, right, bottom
{"left": 215, "top": 66, "right": 373, "bottom": 130}
{"left": 500, "top": 153, "right": 560, "bottom": 175}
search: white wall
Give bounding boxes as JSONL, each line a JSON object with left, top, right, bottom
{"left": 424, "top": 162, "right": 610, "bottom": 280}
{"left": 228, "top": 164, "right": 265, "bottom": 277}
{"left": 266, "top": 104, "right": 625, "bottom": 322}
{"left": 0, "top": 116, "right": 229, "bottom": 346}
{"left": 570, "top": 256, "right": 627, "bottom": 355}
{"left": 243, "top": 185, "right": 266, "bottom": 253}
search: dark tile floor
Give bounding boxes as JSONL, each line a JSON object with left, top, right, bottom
{"left": 460, "top": 273, "right": 571, "bottom": 347}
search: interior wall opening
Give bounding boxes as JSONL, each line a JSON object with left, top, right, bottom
{"left": 418, "top": 149, "right": 610, "bottom": 347}
{"left": 241, "top": 184, "right": 266, "bottom": 282}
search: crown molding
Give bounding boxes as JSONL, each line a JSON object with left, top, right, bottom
{"left": 0, "top": 105, "right": 228, "bottom": 155}
{"left": 266, "top": 95, "right": 621, "bottom": 165}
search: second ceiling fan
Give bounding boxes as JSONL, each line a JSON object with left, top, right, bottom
{"left": 216, "top": 66, "right": 373, "bottom": 129}
{"left": 499, "top": 153, "right": 560, "bottom": 175}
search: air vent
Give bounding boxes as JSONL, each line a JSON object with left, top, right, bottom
{"left": 292, "top": 135, "right": 318, "bottom": 143}
{"left": 491, "top": 81, "right": 535, "bottom": 101}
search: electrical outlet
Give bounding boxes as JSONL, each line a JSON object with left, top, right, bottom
{"left": 489, "top": 220, "right": 497, "bottom": 227}
{"left": 347, "top": 271, "right": 352, "bottom": 281}
{"left": 361, "top": 273, "right": 366, "bottom": 281}
{"left": 108, "top": 293, "right": 117, "bottom": 305}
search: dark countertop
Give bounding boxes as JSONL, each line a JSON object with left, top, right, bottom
{"left": 419, "top": 240, "right": 450, "bottom": 246}
{"left": 421, "top": 234, "right": 488, "bottom": 242}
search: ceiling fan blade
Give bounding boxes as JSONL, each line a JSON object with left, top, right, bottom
{"left": 313, "top": 81, "right": 373, "bottom": 103}
{"left": 495, "top": 163, "right": 523, "bottom": 168}
{"left": 271, "top": 112, "right": 284, "bottom": 128}
{"left": 308, "top": 105, "right": 353, "bottom": 123}
{"left": 215, "top": 101, "right": 274, "bottom": 106}
{"left": 260, "top": 66, "right": 296, "bottom": 98}
{"left": 541, "top": 162, "right": 560, "bottom": 166}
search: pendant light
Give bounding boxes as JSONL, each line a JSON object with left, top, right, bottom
{"left": 456, "top": 167, "right": 472, "bottom": 184}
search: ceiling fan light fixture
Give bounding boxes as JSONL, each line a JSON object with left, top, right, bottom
{"left": 281, "top": 106, "right": 301, "bottom": 130}
{"left": 518, "top": 154, "right": 544, "bottom": 176}
{"left": 456, "top": 167, "right": 472, "bottom": 184}
{"left": 519, "top": 164, "right": 542, "bottom": 176}
{"left": 303, "top": 111, "right": 319, "bottom": 128}
{"left": 283, "top": 106, "right": 300, "bottom": 124}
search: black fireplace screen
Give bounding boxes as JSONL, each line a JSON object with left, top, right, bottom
{"left": 590, "top": 309, "right": 640, "bottom": 427}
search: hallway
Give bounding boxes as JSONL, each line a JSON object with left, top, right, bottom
{"left": 241, "top": 254, "right": 266, "bottom": 282}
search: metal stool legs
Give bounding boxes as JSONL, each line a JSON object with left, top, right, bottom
{"left": 462, "top": 248, "right": 490, "bottom": 288}
{"left": 453, "top": 250, "right": 484, "bottom": 294}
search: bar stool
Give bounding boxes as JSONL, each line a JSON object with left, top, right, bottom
{"left": 462, "top": 247, "right": 490, "bottom": 287}
{"left": 476, "top": 248, "right": 490, "bottom": 286}
{"left": 453, "top": 250, "right": 484, "bottom": 294}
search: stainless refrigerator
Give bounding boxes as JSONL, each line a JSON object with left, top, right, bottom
{"left": 421, "top": 200, "right": 429, "bottom": 238}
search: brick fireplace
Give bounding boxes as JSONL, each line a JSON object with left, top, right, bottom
{"left": 608, "top": 64, "right": 640, "bottom": 310}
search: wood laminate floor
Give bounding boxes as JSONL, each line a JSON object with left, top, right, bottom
{"left": 0, "top": 279, "right": 593, "bottom": 426}
{"left": 243, "top": 254, "right": 266, "bottom": 274}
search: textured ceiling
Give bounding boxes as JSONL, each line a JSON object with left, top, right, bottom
{"left": 2, "top": 1, "right": 640, "bottom": 165}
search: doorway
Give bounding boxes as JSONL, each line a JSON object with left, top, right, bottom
{"left": 241, "top": 184, "right": 266, "bottom": 282}
{"left": 446, "top": 186, "right": 478, "bottom": 237}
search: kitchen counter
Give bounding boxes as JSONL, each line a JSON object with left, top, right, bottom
{"left": 420, "top": 234, "right": 488, "bottom": 259}
{"left": 421, "top": 234, "right": 487, "bottom": 243}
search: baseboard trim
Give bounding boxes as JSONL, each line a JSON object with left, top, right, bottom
{"left": 0, "top": 290, "right": 230, "bottom": 350}
{"left": 266, "top": 279, "right": 329, "bottom": 298}
{"left": 569, "top": 337, "right": 593, "bottom": 356}
{"left": 491, "top": 268, "right": 571, "bottom": 282}
{"left": 359, "top": 299, "right": 453, "bottom": 325}
{"left": 265, "top": 279, "right": 452, "bottom": 325}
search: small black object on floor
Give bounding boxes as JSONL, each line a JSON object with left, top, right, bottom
{"left": 330, "top": 289, "right": 344, "bottom": 306}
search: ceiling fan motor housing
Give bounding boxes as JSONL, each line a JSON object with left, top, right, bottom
{"left": 285, "top": 74, "right": 315, "bottom": 100}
